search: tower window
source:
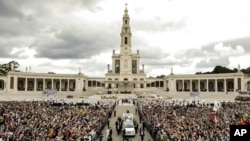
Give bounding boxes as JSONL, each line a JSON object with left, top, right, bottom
{"left": 125, "top": 20, "right": 127, "bottom": 24}
{"left": 125, "top": 37, "right": 128, "bottom": 44}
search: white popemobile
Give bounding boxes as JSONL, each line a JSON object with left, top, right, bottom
{"left": 122, "top": 113, "right": 136, "bottom": 137}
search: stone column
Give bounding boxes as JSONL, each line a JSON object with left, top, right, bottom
{"left": 34, "top": 78, "right": 37, "bottom": 91}
{"left": 163, "top": 80, "right": 166, "bottom": 90}
{"left": 234, "top": 77, "right": 238, "bottom": 92}
{"left": 67, "top": 79, "right": 69, "bottom": 91}
{"left": 25, "top": 78, "right": 27, "bottom": 91}
{"left": 182, "top": 80, "right": 184, "bottom": 91}
{"left": 43, "top": 78, "right": 45, "bottom": 89}
{"left": 224, "top": 79, "right": 226, "bottom": 92}
{"left": 85, "top": 80, "right": 88, "bottom": 90}
{"left": 206, "top": 79, "right": 209, "bottom": 92}
{"left": 14, "top": 76, "right": 18, "bottom": 91}
{"left": 215, "top": 79, "right": 217, "bottom": 92}
{"left": 52, "top": 79, "right": 54, "bottom": 90}
{"left": 60, "top": 79, "right": 62, "bottom": 91}
{"left": 190, "top": 79, "right": 192, "bottom": 92}
{"left": 198, "top": 79, "right": 200, "bottom": 92}
{"left": 240, "top": 77, "right": 244, "bottom": 91}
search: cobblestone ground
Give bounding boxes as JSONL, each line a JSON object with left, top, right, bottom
{"left": 99, "top": 102, "right": 153, "bottom": 141}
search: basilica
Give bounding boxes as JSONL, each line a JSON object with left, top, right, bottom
{"left": 0, "top": 7, "right": 250, "bottom": 95}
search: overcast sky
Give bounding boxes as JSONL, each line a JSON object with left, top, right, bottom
{"left": 1, "top": 0, "right": 250, "bottom": 77}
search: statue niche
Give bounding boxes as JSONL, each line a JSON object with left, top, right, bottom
{"left": 115, "top": 60, "right": 120, "bottom": 73}
{"left": 132, "top": 60, "right": 137, "bottom": 73}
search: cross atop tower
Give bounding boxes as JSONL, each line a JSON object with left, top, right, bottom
{"left": 124, "top": 3, "right": 128, "bottom": 13}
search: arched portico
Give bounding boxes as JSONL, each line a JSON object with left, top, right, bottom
{"left": 17, "top": 78, "right": 25, "bottom": 91}
{"left": 37, "top": 81, "right": 43, "bottom": 91}
{"left": 27, "top": 80, "right": 34, "bottom": 91}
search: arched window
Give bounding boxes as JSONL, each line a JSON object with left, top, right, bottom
{"left": 125, "top": 20, "right": 127, "bottom": 24}
{"left": 125, "top": 37, "right": 128, "bottom": 44}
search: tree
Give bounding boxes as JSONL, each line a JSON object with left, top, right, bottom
{"left": 156, "top": 74, "right": 166, "bottom": 78}
{"left": 211, "top": 65, "right": 234, "bottom": 73}
{"left": 241, "top": 67, "right": 250, "bottom": 74}
{"left": 195, "top": 65, "right": 238, "bottom": 74}
{"left": 0, "top": 60, "right": 19, "bottom": 75}
{"left": 48, "top": 72, "right": 56, "bottom": 74}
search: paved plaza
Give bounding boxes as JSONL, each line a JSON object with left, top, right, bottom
{"left": 0, "top": 90, "right": 238, "bottom": 102}
{"left": 100, "top": 102, "right": 153, "bottom": 141}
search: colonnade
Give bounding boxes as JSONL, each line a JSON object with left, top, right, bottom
{"left": 174, "top": 78, "right": 241, "bottom": 92}
{"left": 9, "top": 77, "right": 87, "bottom": 92}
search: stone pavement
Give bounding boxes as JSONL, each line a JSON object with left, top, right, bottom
{"left": 99, "top": 102, "right": 153, "bottom": 141}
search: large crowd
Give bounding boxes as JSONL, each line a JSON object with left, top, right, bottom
{"left": 1, "top": 97, "right": 250, "bottom": 141}
{"left": 0, "top": 100, "right": 115, "bottom": 141}
{"left": 138, "top": 99, "right": 250, "bottom": 141}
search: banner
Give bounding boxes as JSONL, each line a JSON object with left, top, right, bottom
{"left": 190, "top": 92, "right": 199, "bottom": 98}
{"left": 43, "top": 89, "right": 57, "bottom": 98}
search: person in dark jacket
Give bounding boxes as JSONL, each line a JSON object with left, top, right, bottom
{"left": 107, "top": 134, "right": 112, "bottom": 141}
{"left": 140, "top": 127, "right": 145, "bottom": 141}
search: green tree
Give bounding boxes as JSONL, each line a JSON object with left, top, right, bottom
{"left": 156, "top": 74, "right": 166, "bottom": 78}
{"left": 196, "top": 65, "right": 238, "bottom": 74}
{"left": 241, "top": 67, "right": 250, "bottom": 74}
{"left": 211, "top": 65, "right": 234, "bottom": 73}
{"left": 48, "top": 72, "right": 56, "bottom": 74}
{"left": 0, "top": 60, "right": 19, "bottom": 75}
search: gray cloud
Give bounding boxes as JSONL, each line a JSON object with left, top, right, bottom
{"left": 133, "top": 35, "right": 192, "bottom": 68}
{"left": 0, "top": 0, "right": 110, "bottom": 60}
{"left": 134, "top": 19, "right": 186, "bottom": 32}
{"left": 0, "top": 45, "right": 11, "bottom": 58}
{"left": 196, "top": 56, "right": 230, "bottom": 68}
{"left": 175, "top": 48, "right": 206, "bottom": 58}
{"left": 140, "top": 47, "right": 169, "bottom": 59}
{"left": 220, "top": 37, "right": 250, "bottom": 52}
{"left": 0, "top": 40, "right": 33, "bottom": 58}
{"left": 0, "top": 0, "right": 24, "bottom": 18}
{"left": 141, "top": 49, "right": 191, "bottom": 67}
{"left": 174, "top": 36, "right": 250, "bottom": 60}
{"left": 202, "top": 36, "right": 250, "bottom": 53}
{"left": 32, "top": 24, "right": 119, "bottom": 59}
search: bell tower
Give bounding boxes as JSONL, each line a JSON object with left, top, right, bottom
{"left": 120, "top": 3, "right": 132, "bottom": 55}
{"left": 105, "top": 4, "right": 147, "bottom": 93}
